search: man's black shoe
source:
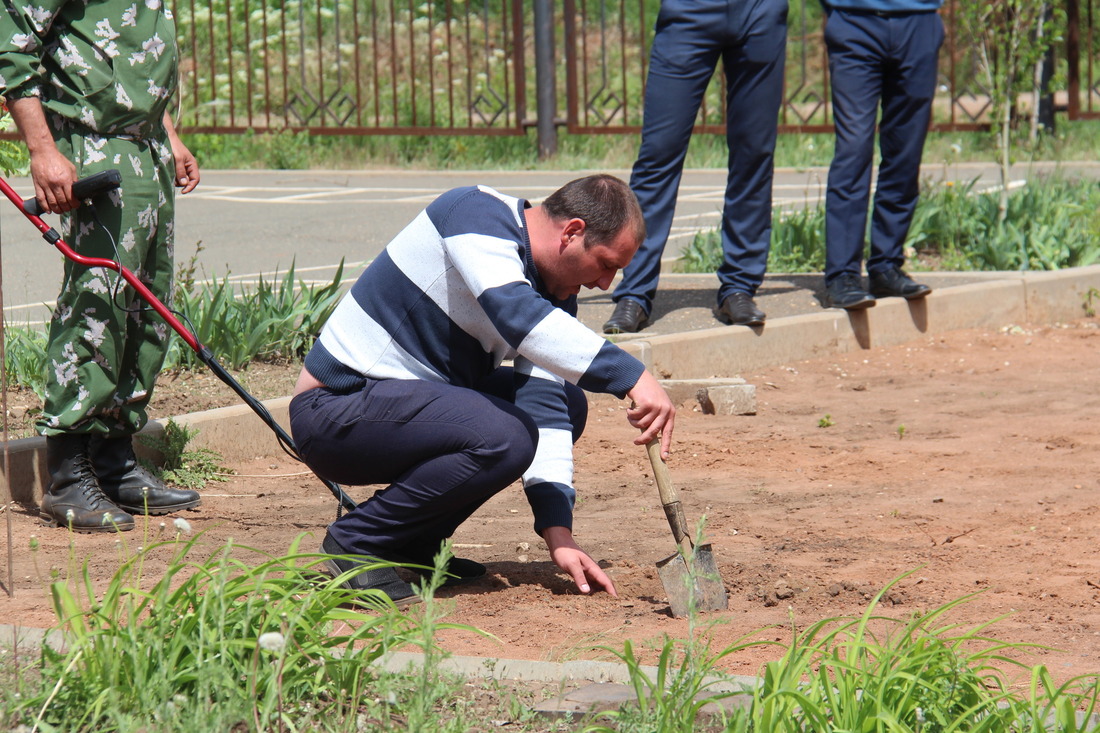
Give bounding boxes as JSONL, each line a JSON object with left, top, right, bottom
{"left": 716, "top": 292, "right": 765, "bottom": 326}
{"left": 602, "top": 299, "right": 648, "bottom": 334}
{"left": 869, "top": 266, "right": 932, "bottom": 300}
{"left": 825, "top": 274, "right": 876, "bottom": 310}
{"left": 383, "top": 546, "right": 486, "bottom": 586}
{"left": 321, "top": 534, "right": 420, "bottom": 608}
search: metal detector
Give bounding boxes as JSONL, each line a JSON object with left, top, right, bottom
{"left": 0, "top": 170, "right": 357, "bottom": 513}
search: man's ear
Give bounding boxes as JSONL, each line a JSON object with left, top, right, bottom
{"left": 561, "top": 217, "right": 587, "bottom": 246}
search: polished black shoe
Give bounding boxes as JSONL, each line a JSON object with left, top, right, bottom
{"left": 91, "top": 436, "right": 202, "bottom": 515}
{"left": 716, "top": 292, "right": 765, "bottom": 326}
{"left": 824, "top": 273, "right": 876, "bottom": 310}
{"left": 321, "top": 533, "right": 421, "bottom": 607}
{"left": 602, "top": 299, "right": 649, "bottom": 334}
{"left": 869, "top": 266, "right": 932, "bottom": 300}
{"left": 40, "top": 435, "right": 135, "bottom": 533}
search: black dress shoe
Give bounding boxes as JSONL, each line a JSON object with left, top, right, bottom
{"left": 384, "top": 547, "right": 487, "bottom": 587}
{"left": 321, "top": 533, "right": 420, "bottom": 607}
{"left": 824, "top": 273, "right": 876, "bottom": 310}
{"left": 603, "top": 299, "right": 649, "bottom": 334}
{"left": 716, "top": 292, "right": 765, "bottom": 326}
{"left": 869, "top": 266, "right": 932, "bottom": 299}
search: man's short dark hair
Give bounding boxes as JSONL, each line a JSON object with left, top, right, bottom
{"left": 542, "top": 174, "right": 645, "bottom": 247}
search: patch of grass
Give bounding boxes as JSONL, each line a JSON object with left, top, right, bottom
{"left": 587, "top": 571, "right": 1100, "bottom": 732}
{"left": 682, "top": 175, "right": 1100, "bottom": 275}
{"left": 2, "top": 325, "right": 48, "bottom": 399}
{"left": 165, "top": 259, "right": 346, "bottom": 371}
{"left": 6, "top": 532, "right": 493, "bottom": 732}
{"left": 1086, "top": 287, "right": 1100, "bottom": 318}
{"left": 183, "top": 120, "right": 1100, "bottom": 173}
{"left": 138, "top": 418, "right": 231, "bottom": 489}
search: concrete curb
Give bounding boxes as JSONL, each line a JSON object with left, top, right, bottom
{"left": 3, "top": 266, "right": 1099, "bottom": 504}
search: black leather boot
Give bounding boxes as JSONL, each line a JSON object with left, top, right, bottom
{"left": 91, "top": 436, "right": 202, "bottom": 515}
{"left": 41, "top": 435, "right": 135, "bottom": 532}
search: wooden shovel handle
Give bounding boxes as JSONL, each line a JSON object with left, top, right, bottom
{"left": 646, "top": 438, "right": 692, "bottom": 548}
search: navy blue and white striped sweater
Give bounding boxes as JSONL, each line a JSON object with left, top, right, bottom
{"left": 304, "top": 185, "right": 646, "bottom": 531}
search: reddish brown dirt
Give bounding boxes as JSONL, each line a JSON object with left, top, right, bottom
{"left": 3, "top": 320, "right": 1100, "bottom": 686}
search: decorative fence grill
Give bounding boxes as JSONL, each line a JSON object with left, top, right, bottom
{"left": 2, "top": 1, "right": 1096, "bottom": 136}
{"left": 174, "top": 0, "right": 528, "bottom": 134}
{"left": 562, "top": 0, "right": 1100, "bottom": 134}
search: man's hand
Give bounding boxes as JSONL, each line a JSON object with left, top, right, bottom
{"left": 541, "top": 526, "right": 617, "bottom": 597}
{"left": 164, "top": 112, "right": 200, "bottom": 194}
{"left": 626, "top": 369, "right": 675, "bottom": 459}
{"left": 8, "top": 97, "right": 79, "bottom": 213}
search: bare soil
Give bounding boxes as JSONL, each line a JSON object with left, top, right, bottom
{"left": 4, "top": 319, "right": 1100, "bottom": 688}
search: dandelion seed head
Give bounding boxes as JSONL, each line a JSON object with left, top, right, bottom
{"left": 258, "top": 631, "right": 286, "bottom": 653}
{"left": 173, "top": 517, "right": 192, "bottom": 534}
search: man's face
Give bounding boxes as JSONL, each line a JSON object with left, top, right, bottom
{"left": 541, "top": 222, "right": 640, "bottom": 301}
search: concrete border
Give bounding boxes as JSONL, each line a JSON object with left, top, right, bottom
{"left": 3, "top": 266, "right": 1099, "bottom": 504}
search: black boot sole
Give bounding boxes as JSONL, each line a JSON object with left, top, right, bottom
{"left": 115, "top": 498, "right": 203, "bottom": 515}
{"left": 39, "top": 512, "right": 135, "bottom": 533}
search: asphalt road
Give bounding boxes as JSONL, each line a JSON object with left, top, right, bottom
{"left": 0, "top": 161, "right": 1072, "bottom": 328}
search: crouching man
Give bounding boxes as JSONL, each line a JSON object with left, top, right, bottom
{"left": 290, "top": 175, "right": 675, "bottom": 605}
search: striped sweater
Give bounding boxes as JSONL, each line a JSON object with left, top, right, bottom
{"left": 304, "top": 185, "right": 646, "bottom": 531}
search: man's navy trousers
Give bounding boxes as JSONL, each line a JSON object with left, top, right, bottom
{"left": 824, "top": 8, "right": 944, "bottom": 284}
{"left": 616, "top": 0, "right": 788, "bottom": 314}
{"left": 289, "top": 368, "right": 587, "bottom": 562}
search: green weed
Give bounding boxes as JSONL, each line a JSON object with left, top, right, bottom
{"left": 165, "top": 259, "right": 346, "bottom": 371}
{"left": 1, "top": 325, "right": 48, "bottom": 399}
{"left": 682, "top": 175, "right": 1100, "bottom": 275}
{"left": 586, "top": 571, "right": 1100, "bottom": 732}
{"left": 818, "top": 414, "right": 834, "bottom": 428}
{"left": 138, "top": 418, "right": 231, "bottom": 489}
{"left": 9, "top": 532, "right": 487, "bottom": 732}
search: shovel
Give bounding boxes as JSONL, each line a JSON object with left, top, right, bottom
{"left": 646, "top": 439, "right": 728, "bottom": 617}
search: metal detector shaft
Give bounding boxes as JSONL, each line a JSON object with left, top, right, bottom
{"left": 0, "top": 173, "right": 358, "bottom": 513}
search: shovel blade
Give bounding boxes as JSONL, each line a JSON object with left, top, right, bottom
{"left": 656, "top": 543, "right": 728, "bottom": 618}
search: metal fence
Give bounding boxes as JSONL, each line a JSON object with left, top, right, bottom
{"left": 173, "top": 0, "right": 529, "bottom": 134}
{"left": 2, "top": 1, "right": 1096, "bottom": 136}
{"left": 563, "top": 0, "right": 1100, "bottom": 135}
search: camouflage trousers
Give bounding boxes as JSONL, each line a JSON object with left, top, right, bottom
{"left": 37, "top": 128, "right": 177, "bottom": 437}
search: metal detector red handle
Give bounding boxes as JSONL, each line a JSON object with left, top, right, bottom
{"left": 20, "top": 169, "right": 123, "bottom": 216}
{"left": 0, "top": 171, "right": 201, "bottom": 352}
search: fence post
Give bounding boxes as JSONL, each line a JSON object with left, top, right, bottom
{"left": 534, "top": 0, "right": 558, "bottom": 158}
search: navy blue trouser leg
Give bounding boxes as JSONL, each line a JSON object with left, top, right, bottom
{"left": 824, "top": 10, "right": 943, "bottom": 283}
{"left": 716, "top": 0, "right": 786, "bottom": 304}
{"left": 867, "top": 13, "right": 943, "bottom": 274}
{"left": 617, "top": 0, "right": 787, "bottom": 313}
{"left": 289, "top": 371, "right": 586, "bottom": 561}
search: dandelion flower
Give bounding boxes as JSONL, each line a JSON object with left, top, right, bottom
{"left": 173, "top": 517, "right": 192, "bottom": 534}
{"left": 258, "top": 632, "right": 286, "bottom": 653}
